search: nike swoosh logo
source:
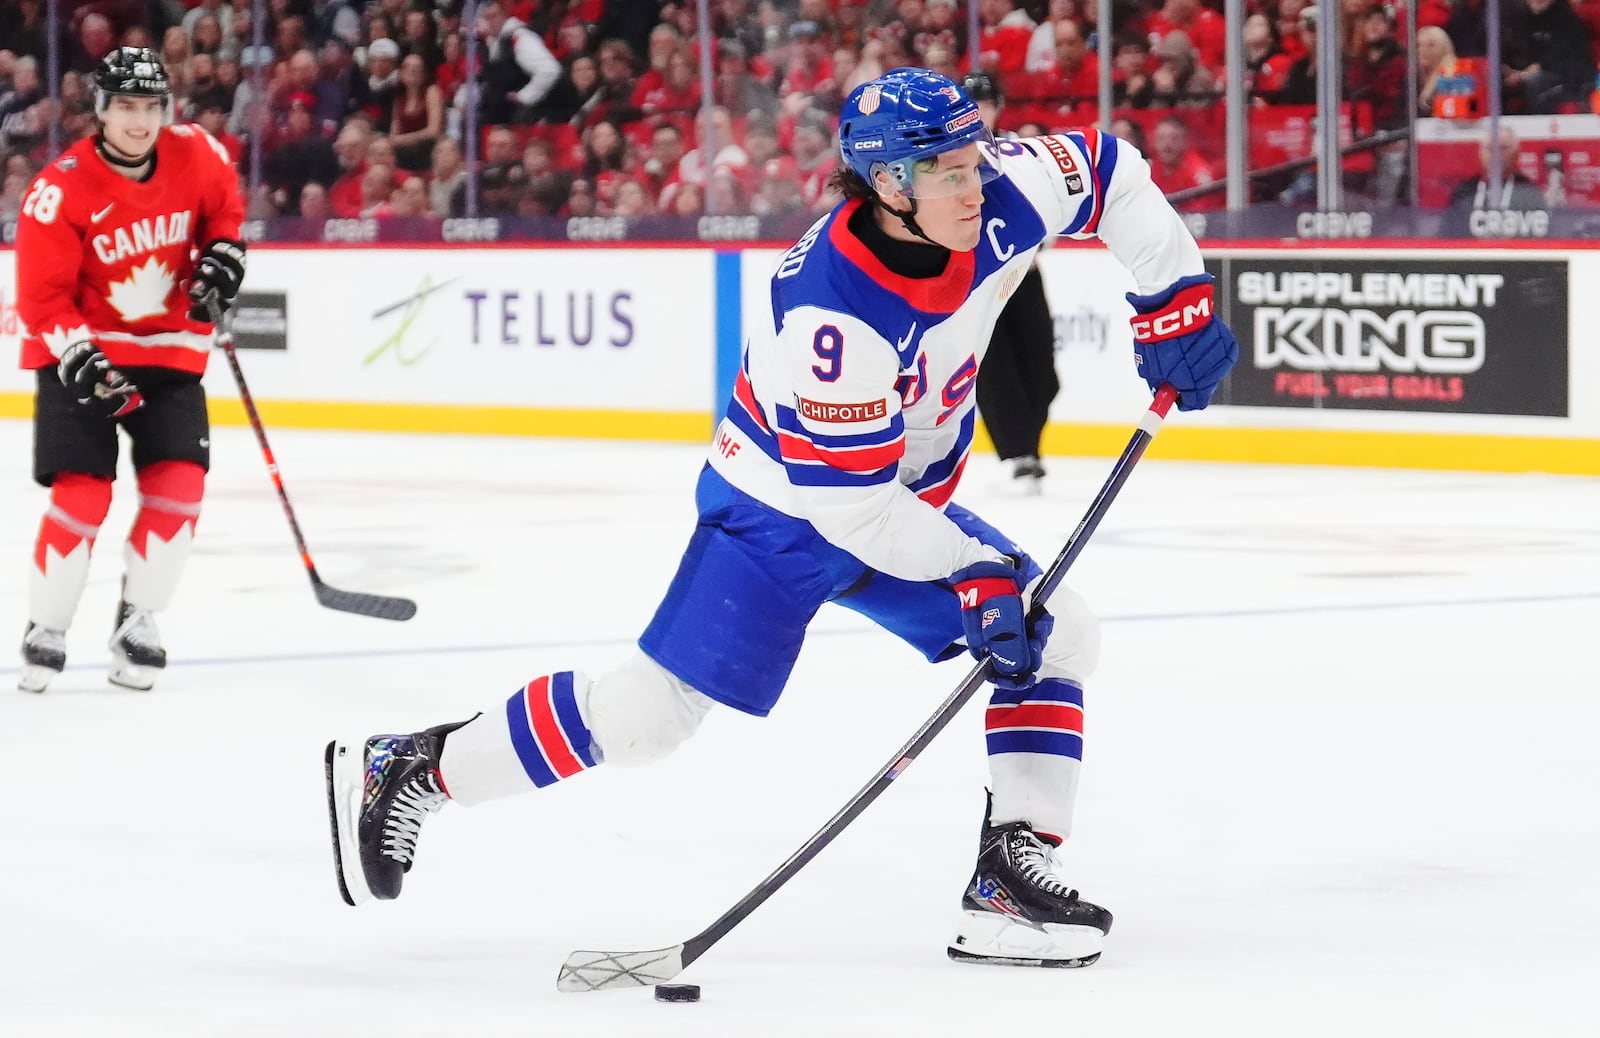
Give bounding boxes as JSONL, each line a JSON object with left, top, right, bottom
{"left": 91, "top": 204, "right": 115, "bottom": 223}
{"left": 895, "top": 321, "right": 917, "bottom": 354}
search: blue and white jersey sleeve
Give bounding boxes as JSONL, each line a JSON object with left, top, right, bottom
{"left": 999, "top": 129, "right": 1205, "bottom": 292}
{"left": 718, "top": 302, "right": 1007, "bottom": 583}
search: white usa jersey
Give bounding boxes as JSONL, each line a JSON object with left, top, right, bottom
{"left": 708, "top": 130, "right": 1204, "bottom": 583}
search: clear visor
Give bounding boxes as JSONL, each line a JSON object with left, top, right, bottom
{"left": 879, "top": 129, "right": 1005, "bottom": 199}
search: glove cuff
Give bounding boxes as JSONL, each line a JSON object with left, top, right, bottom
{"left": 1129, "top": 279, "right": 1215, "bottom": 344}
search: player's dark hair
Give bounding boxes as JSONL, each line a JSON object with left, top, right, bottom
{"left": 829, "top": 165, "right": 875, "bottom": 202}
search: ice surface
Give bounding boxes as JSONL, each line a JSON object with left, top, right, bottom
{"left": 2, "top": 419, "right": 1596, "bottom": 1037}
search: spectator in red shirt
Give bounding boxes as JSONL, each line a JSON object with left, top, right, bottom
{"left": 1276, "top": 0, "right": 1311, "bottom": 63}
{"left": 779, "top": 21, "right": 837, "bottom": 102}
{"left": 977, "top": 0, "right": 1036, "bottom": 75}
{"left": 1042, "top": 18, "right": 1099, "bottom": 120}
{"left": 1346, "top": 4, "right": 1410, "bottom": 201}
{"left": 431, "top": 32, "right": 467, "bottom": 106}
{"left": 328, "top": 116, "right": 375, "bottom": 216}
{"left": 631, "top": 23, "right": 683, "bottom": 105}
{"left": 578, "top": 38, "right": 640, "bottom": 129}
{"left": 1145, "top": 0, "right": 1227, "bottom": 75}
{"left": 639, "top": 121, "right": 685, "bottom": 204}
{"left": 389, "top": 53, "right": 444, "bottom": 172}
{"left": 1148, "top": 114, "right": 1222, "bottom": 211}
{"left": 639, "top": 47, "right": 700, "bottom": 138}
{"left": 1346, "top": 4, "right": 1407, "bottom": 129}
{"left": 1026, "top": 0, "right": 1085, "bottom": 73}
{"left": 1243, "top": 14, "right": 1293, "bottom": 102}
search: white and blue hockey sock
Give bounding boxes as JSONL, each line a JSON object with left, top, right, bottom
{"left": 984, "top": 676, "right": 1085, "bottom": 843}
{"left": 440, "top": 671, "right": 599, "bottom": 806}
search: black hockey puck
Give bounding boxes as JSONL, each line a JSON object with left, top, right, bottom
{"left": 654, "top": 983, "right": 701, "bottom": 1003}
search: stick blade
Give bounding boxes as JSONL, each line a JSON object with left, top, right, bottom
{"left": 556, "top": 944, "right": 686, "bottom": 993}
{"left": 313, "top": 582, "right": 417, "bottom": 621}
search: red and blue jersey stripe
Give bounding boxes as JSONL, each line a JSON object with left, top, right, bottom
{"left": 906, "top": 408, "right": 976, "bottom": 508}
{"left": 724, "top": 367, "right": 905, "bottom": 489}
{"left": 1061, "top": 129, "right": 1119, "bottom": 237}
{"left": 985, "top": 678, "right": 1084, "bottom": 759}
{"left": 506, "top": 672, "right": 597, "bottom": 788}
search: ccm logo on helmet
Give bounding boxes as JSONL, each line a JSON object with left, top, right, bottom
{"left": 1130, "top": 284, "right": 1215, "bottom": 343}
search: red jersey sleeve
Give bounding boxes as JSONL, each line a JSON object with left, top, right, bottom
{"left": 182, "top": 125, "right": 245, "bottom": 246}
{"left": 15, "top": 168, "right": 93, "bottom": 364}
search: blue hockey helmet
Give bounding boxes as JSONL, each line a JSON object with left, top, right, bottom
{"left": 838, "top": 67, "right": 1003, "bottom": 198}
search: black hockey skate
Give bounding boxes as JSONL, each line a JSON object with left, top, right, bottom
{"left": 108, "top": 600, "right": 166, "bottom": 691}
{"left": 1002, "top": 457, "right": 1046, "bottom": 497}
{"left": 19, "top": 622, "right": 67, "bottom": 694}
{"left": 947, "top": 819, "right": 1113, "bottom": 968}
{"left": 324, "top": 721, "right": 466, "bottom": 906}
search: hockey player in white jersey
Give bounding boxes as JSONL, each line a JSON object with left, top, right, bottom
{"left": 325, "top": 68, "right": 1237, "bottom": 968}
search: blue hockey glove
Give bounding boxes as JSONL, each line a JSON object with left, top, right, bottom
{"left": 951, "top": 557, "right": 1054, "bottom": 688}
{"left": 1126, "top": 273, "right": 1239, "bottom": 411}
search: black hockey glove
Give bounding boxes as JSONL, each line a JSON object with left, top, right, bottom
{"left": 58, "top": 341, "right": 144, "bottom": 420}
{"left": 187, "top": 238, "right": 247, "bottom": 321}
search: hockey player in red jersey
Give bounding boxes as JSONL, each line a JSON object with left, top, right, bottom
{"left": 15, "top": 47, "right": 246, "bottom": 693}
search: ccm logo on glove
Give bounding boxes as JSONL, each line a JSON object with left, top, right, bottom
{"left": 1130, "top": 281, "right": 1214, "bottom": 342}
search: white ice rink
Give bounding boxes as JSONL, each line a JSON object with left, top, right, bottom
{"left": 2, "top": 418, "right": 1597, "bottom": 1038}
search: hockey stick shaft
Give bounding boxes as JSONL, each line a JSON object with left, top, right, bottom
{"left": 558, "top": 385, "right": 1177, "bottom": 991}
{"left": 208, "top": 299, "right": 417, "bottom": 621}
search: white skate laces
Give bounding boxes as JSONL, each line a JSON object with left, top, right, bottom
{"left": 380, "top": 771, "right": 448, "bottom": 866}
{"left": 1008, "top": 830, "right": 1077, "bottom": 900}
{"left": 113, "top": 608, "right": 160, "bottom": 653}
{"left": 23, "top": 623, "right": 66, "bottom": 657}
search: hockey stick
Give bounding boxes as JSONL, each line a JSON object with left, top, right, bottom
{"left": 207, "top": 297, "right": 417, "bottom": 621}
{"left": 555, "top": 384, "right": 1180, "bottom": 992}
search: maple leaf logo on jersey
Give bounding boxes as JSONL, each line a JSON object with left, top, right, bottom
{"left": 107, "top": 258, "right": 175, "bottom": 322}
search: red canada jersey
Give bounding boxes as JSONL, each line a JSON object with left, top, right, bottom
{"left": 15, "top": 125, "right": 244, "bottom": 375}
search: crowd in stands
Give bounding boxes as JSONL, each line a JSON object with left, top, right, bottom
{"left": 1, "top": 0, "right": 1596, "bottom": 221}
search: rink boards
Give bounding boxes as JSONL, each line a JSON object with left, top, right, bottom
{"left": 1, "top": 241, "right": 1596, "bottom": 474}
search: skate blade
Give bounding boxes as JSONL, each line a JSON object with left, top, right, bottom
{"left": 18, "top": 663, "right": 61, "bottom": 694}
{"left": 947, "top": 946, "right": 1100, "bottom": 968}
{"left": 947, "top": 910, "right": 1104, "bottom": 968}
{"left": 325, "top": 739, "right": 372, "bottom": 907}
{"left": 107, "top": 661, "right": 160, "bottom": 691}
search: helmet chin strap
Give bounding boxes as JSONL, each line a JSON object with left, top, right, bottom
{"left": 96, "top": 133, "right": 154, "bottom": 169}
{"left": 878, "top": 195, "right": 944, "bottom": 249}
